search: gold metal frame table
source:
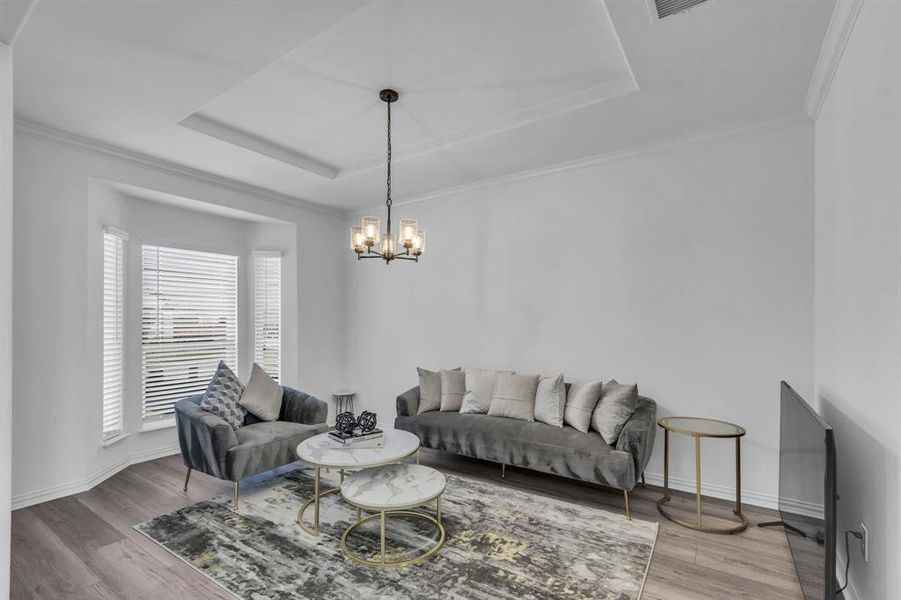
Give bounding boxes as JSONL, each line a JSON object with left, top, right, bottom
{"left": 339, "top": 463, "right": 446, "bottom": 568}
{"left": 657, "top": 416, "right": 748, "bottom": 534}
{"left": 295, "top": 430, "right": 421, "bottom": 536}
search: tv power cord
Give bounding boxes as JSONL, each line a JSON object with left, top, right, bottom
{"left": 836, "top": 529, "right": 864, "bottom": 596}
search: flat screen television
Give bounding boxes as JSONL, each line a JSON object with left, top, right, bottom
{"left": 774, "top": 381, "right": 837, "bottom": 599}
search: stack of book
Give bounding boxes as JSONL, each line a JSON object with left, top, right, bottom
{"left": 327, "top": 428, "right": 384, "bottom": 449}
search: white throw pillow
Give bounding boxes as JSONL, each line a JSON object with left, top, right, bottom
{"left": 239, "top": 363, "right": 283, "bottom": 421}
{"left": 591, "top": 379, "right": 639, "bottom": 444}
{"left": 459, "top": 368, "right": 514, "bottom": 414}
{"left": 563, "top": 380, "right": 603, "bottom": 433}
{"left": 534, "top": 372, "right": 566, "bottom": 427}
{"left": 488, "top": 373, "right": 540, "bottom": 421}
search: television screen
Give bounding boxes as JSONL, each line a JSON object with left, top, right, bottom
{"left": 778, "top": 382, "right": 837, "bottom": 599}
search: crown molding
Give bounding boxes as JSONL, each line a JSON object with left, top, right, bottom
{"left": 804, "top": 0, "right": 865, "bottom": 122}
{"left": 13, "top": 118, "right": 345, "bottom": 219}
{"left": 354, "top": 114, "right": 808, "bottom": 215}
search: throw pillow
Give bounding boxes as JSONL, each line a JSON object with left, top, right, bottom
{"left": 488, "top": 373, "right": 540, "bottom": 421}
{"left": 440, "top": 369, "right": 466, "bottom": 411}
{"left": 417, "top": 367, "right": 442, "bottom": 414}
{"left": 591, "top": 379, "right": 639, "bottom": 444}
{"left": 534, "top": 372, "right": 566, "bottom": 427}
{"left": 200, "top": 361, "right": 247, "bottom": 430}
{"left": 563, "top": 380, "right": 603, "bottom": 433}
{"left": 460, "top": 368, "right": 514, "bottom": 414}
{"left": 239, "top": 363, "right": 283, "bottom": 421}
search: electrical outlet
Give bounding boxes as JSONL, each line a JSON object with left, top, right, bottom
{"left": 859, "top": 522, "right": 868, "bottom": 563}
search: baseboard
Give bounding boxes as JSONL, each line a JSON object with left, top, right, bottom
{"left": 835, "top": 552, "right": 859, "bottom": 600}
{"left": 642, "top": 471, "right": 778, "bottom": 510}
{"left": 11, "top": 445, "right": 181, "bottom": 510}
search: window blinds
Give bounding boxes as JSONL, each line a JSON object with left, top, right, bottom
{"left": 141, "top": 245, "right": 238, "bottom": 420}
{"left": 253, "top": 252, "right": 281, "bottom": 382}
{"left": 102, "top": 228, "right": 126, "bottom": 440}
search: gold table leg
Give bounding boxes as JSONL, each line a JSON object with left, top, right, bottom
{"left": 735, "top": 437, "right": 742, "bottom": 516}
{"left": 695, "top": 436, "right": 702, "bottom": 527}
{"left": 380, "top": 511, "right": 387, "bottom": 564}
{"left": 663, "top": 429, "right": 670, "bottom": 499}
{"left": 297, "top": 466, "right": 339, "bottom": 536}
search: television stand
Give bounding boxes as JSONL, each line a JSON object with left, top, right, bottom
{"left": 757, "top": 521, "right": 807, "bottom": 538}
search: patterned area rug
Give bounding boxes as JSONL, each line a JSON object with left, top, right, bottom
{"left": 135, "top": 466, "right": 658, "bottom": 599}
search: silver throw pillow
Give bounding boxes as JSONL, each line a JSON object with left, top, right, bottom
{"left": 440, "top": 369, "right": 466, "bottom": 411}
{"left": 591, "top": 379, "right": 639, "bottom": 444}
{"left": 416, "top": 367, "right": 442, "bottom": 413}
{"left": 460, "top": 368, "right": 514, "bottom": 414}
{"left": 534, "top": 372, "right": 566, "bottom": 427}
{"left": 488, "top": 373, "right": 540, "bottom": 421}
{"left": 563, "top": 380, "right": 603, "bottom": 433}
{"left": 239, "top": 363, "right": 283, "bottom": 421}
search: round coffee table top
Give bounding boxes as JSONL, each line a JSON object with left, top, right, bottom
{"left": 341, "top": 464, "right": 446, "bottom": 511}
{"left": 658, "top": 416, "right": 746, "bottom": 438}
{"left": 296, "top": 429, "right": 420, "bottom": 469}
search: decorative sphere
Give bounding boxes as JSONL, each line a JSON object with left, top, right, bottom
{"left": 335, "top": 411, "right": 357, "bottom": 434}
{"left": 357, "top": 411, "right": 377, "bottom": 433}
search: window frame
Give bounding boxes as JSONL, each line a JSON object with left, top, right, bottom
{"left": 253, "top": 250, "right": 282, "bottom": 383}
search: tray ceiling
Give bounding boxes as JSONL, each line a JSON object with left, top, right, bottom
{"left": 13, "top": 0, "right": 835, "bottom": 211}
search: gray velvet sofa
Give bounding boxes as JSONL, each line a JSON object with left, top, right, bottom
{"left": 395, "top": 385, "right": 656, "bottom": 519}
{"left": 175, "top": 387, "right": 328, "bottom": 509}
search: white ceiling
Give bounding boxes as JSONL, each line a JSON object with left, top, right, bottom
{"left": 13, "top": 0, "right": 835, "bottom": 212}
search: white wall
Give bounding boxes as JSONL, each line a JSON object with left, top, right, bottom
{"left": 0, "top": 41, "right": 14, "bottom": 600}
{"left": 813, "top": 2, "right": 901, "bottom": 599}
{"left": 11, "top": 131, "right": 348, "bottom": 508}
{"left": 347, "top": 120, "right": 815, "bottom": 507}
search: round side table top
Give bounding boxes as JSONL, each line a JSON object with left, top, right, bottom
{"left": 658, "top": 416, "right": 746, "bottom": 438}
{"left": 341, "top": 464, "right": 446, "bottom": 511}
{"left": 296, "top": 429, "right": 420, "bottom": 469}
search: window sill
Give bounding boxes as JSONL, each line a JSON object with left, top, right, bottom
{"left": 141, "top": 418, "right": 176, "bottom": 433}
{"left": 101, "top": 432, "right": 131, "bottom": 448}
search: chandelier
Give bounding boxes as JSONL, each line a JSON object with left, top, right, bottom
{"left": 350, "top": 89, "right": 425, "bottom": 263}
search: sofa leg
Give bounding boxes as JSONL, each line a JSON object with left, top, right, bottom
{"left": 641, "top": 473, "right": 646, "bottom": 488}
{"left": 233, "top": 481, "right": 240, "bottom": 511}
{"left": 624, "top": 490, "right": 632, "bottom": 520}
{"left": 183, "top": 468, "right": 192, "bottom": 492}
{"left": 501, "top": 463, "right": 506, "bottom": 478}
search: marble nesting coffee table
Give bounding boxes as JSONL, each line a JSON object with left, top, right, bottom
{"left": 295, "top": 429, "right": 420, "bottom": 536}
{"left": 340, "top": 464, "right": 446, "bottom": 568}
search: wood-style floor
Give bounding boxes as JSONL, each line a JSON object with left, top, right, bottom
{"left": 10, "top": 450, "right": 804, "bottom": 600}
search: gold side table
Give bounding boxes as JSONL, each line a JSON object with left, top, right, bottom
{"left": 657, "top": 416, "right": 749, "bottom": 534}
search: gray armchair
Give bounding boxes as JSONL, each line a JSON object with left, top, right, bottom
{"left": 175, "top": 386, "right": 329, "bottom": 509}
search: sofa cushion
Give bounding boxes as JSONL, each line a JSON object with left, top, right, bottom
{"left": 440, "top": 369, "right": 466, "bottom": 411}
{"left": 227, "top": 420, "right": 329, "bottom": 480}
{"left": 395, "top": 411, "right": 636, "bottom": 490}
{"left": 460, "top": 368, "right": 513, "bottom": 414}
{"left": 534, "top": 372, "right": 566, "bottom": 427}
{"left": 488, "top": 373, "right": 539, "bottom": 421}
{"left": 416, "top": 367, "right": 442, "bottom": 413}
{"left": 239, "top": 363, "right": 283, "bottom": 421}
{"left": 591, "top": 379, "right": 639, "bottom": 445}
{"left": 200, "top": 361, "right": 247, "bottom": 430}
{"left": 563, "top": 380, "right": 603, "bottom": 433}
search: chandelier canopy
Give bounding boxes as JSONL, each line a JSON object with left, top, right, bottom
{"left": 351, "top": 89, "right": 425, "bottom": 263}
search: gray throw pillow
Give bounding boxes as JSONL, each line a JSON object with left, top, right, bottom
{"left": 534, "top": 372, "right": 566, "bottom": 427}
{"left": 417, "top": 367, "right": 442, "bottom": 414}
{"left": 417, "top": 367, "right": 461, "bottom": 414}
{"left": 488, "top": 373, "right": 540, "bottom": 421}
{"left": 591, "top": 379, "right": 639, "bottom": 444}
{"left": 563, "top": 380, "right": 603, "bottom": 433}
{"left": 239, "top": 363, "right": 283, "bottom": 421}
{"left": 200, "top": 361, "right": 247, "bottom": 430}
{"left": 440, "top": 369, "right": 466, "bottom": 411}
{"left": 460, "top": 368, "right": 514, "bottom": 414}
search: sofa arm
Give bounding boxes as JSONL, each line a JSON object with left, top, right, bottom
{"left": 616, "top": 397, "right": 658, "bottom": 486}
{"left": 174, "top": 395, "right": 238, "bottom": 480}
{"left": 281, "top": 387, "right": 328, "bottom": 425}
{"left": 396, "top": 386, "right": 421, "bottom": 417}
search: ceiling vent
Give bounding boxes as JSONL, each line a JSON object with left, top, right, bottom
{"left": 655, "top": 0, "right": 708, "bottom": 18}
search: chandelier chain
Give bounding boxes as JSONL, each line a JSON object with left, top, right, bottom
{"left": 386, "top": 100, "right": 392, "bottom": 209}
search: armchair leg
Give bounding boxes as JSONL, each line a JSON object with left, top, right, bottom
{"left": 501, "top": 463, "right": 506, "bottom": 478}
{"left": 624, "top": 490, "right": 632, "bottom": 521}
{"left": 183, "top": 468, "right": 192, "bottom": 492}
{"left": 641, "top": 473, "right": 646, "bottom": 488}
{"left": 233, "top": 481, "right": 240, "bottom": 511}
